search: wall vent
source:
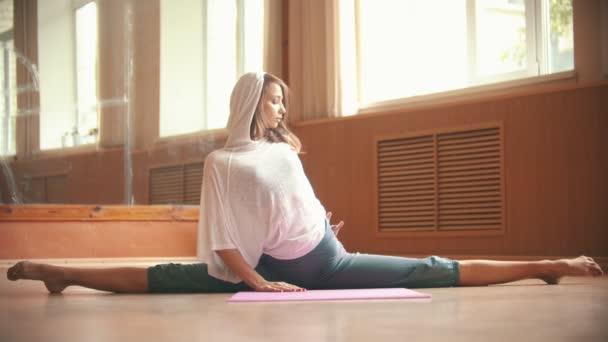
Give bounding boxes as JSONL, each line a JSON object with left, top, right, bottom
{"left": 149, "top": 162, "right": 203, "bottom": 205}
{"left": 376, "top": 124, "right": 504, "bottom": 232}
{"left": 21, "top": 175, "right": 67, "bottom": 204}
{"left": 377, "top": 135, "right": 436, "bottom": 230}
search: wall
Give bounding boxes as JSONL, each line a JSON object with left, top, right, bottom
{"left": 293, "top": 82, "right": 608, "bottom": 259}
{"left": 0, "top": 205, "right": 198, "bottom": 259}
{"left": 1, "top": 82, "right": 606, "bottom": 264}
{"left": 3, "top": 135, "right": 224, "bottom": 204}
{"left": 0, "top": 0, "right": 607, "bottom": 263}
{"left": 1, "top": 221, "right": 196, "bottom": 259}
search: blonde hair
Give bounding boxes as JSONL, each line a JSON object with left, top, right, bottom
{"left": 250, "top": 73, "right": 302, "bottom": 153}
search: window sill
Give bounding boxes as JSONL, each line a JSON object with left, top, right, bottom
{"left": 358, "top": 70, "right": 579, "bottom": 115}
{"left": 294, "top": 71, "right": 608, "bottom": 128}
{"left": 0, "top": 204, "right": 199, "bottom": 222}
{"left": 29, "top": 143, "right": 99, "bottom": 159}
{"left": 153, "top": 128, "right": 228, "bottom": 147}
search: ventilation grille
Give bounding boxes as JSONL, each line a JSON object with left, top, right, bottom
{"left": 21, "top": 175, "right": 67, "bottom": 204}
{"left": 378, "top": 135, "right": 436, "bottom": 230}
{"left": 149, "top": 162, "right": 203, "bottom": 205}
{"left": 377, "top": 126, "right": 504, "bottom": 232}
{"left": 437, "top": 128, "right": 502, "bottom": 230}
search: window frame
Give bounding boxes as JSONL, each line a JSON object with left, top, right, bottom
{"left": 0, "top": 29, "right": 15, "bottom": 156}
{"left": 158, "top": 0, "right": 264, "bottom": 139}
{"left": 35, "top": 0, "right": 99, "bottom": 152}
{"left": 354, "top": 0, "right": 575, "bottom": 112}
{"left": 72, "top": 0, "right": 99, "bottom": 148}
{"left": 466, "top": 0, "right": 539, "bottom": 86}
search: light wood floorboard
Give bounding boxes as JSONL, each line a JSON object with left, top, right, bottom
{"left": 1, "top": 266, "right": 607, "bottom": 342}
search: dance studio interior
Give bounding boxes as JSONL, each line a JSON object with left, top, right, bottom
{"left": 0, "top": 0, "right": 607, "bottom": 341}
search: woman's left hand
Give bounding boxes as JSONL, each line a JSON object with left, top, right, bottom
{"left": 326, "top": 212, "right": 345, "bottom": 236}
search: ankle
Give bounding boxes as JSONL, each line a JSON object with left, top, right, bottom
{"left": 45, "top": 264, "right": 69, "bottom": 283}
{"left": 538, "top": 260, "right": 564, "bottom": 282}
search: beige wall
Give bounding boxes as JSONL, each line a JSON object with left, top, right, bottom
{"left": 1, "top": 0, "right": 607, "bottom": 260}
{"left": 294, "top": 82, "right": 608, "bottom": 259}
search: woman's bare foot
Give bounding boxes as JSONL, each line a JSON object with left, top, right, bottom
{"left": 540, "top": 256, "right": 604, "bottom": 284}
{"left": 6, "top": 261, "right": 69, "bottom": 294}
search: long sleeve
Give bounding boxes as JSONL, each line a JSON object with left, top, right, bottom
{"left": 197, "top": 153, "right": 243, "bottom": 283}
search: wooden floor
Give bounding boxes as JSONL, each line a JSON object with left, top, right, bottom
{"left": 1, "top": 267, "right": 607, "bottom": 342}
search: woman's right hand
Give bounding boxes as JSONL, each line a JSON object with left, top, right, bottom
{"left": 254, "top": 280, "right": 306, "bottom": 292}
{"left": 326, "top": 212, "right": 345, "bottom": 236}
{"left": 215, "top": 249, "right": 306, "bottom": 292}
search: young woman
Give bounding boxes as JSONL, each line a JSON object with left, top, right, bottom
{"left": 6, "top": 72, "right": 603, "bottom": 294}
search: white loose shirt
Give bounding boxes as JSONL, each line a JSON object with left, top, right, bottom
{"left": 196, "top": 72, "right": 326, "bottom": 283}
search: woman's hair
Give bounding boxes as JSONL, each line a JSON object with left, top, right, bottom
{"left": 250, "top": 73, "right": 302, "bottom": 153}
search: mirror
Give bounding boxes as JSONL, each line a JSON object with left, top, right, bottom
{"left": 0, "top": 0, "right": 270, "bottom": 205}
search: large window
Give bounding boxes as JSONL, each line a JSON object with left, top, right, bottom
{"left": 38, "top": 0, "right": 98, "bottom": 150}
{"left": 0, "top": 35, "right": 16, "bottom": 156}
{"left": 160, "top": 0, "right": 264, "bottom": 138}
{"left": 0, "top": 0, "right": 16, "bottom": 156}
{"left": 356, "top": 0, "right": 574, "bottom": 106}
{"left": 74, "top": 1, "right": 98, "bottom": 146}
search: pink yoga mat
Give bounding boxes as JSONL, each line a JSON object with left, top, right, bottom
{"left": 228, "top": 288, "right": 431, "bottom": 302}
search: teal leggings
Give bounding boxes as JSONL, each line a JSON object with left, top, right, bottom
{"left": 148, "top": 221, "right": 460, "bottom": 293}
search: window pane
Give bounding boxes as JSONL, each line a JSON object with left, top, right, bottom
{"left": 75, "top": 2, "right": 98, "bottom": 144}
{"left": 242, "top": 0, "right": 264, "bottom": 73}
{"left": 160, "top": 0, "right": 205, "bottom": 137}
{"left": 358, "top": 0, "right": 467, "bottom": 104}
{"left": 357, "top": 0, "right": 572, "bottom": 106}
{"left": 547, "top": 0, "right": 573, "bottom": 73}
{"left": 8, "top": 40, "right": 16, "bottom": 155}
{"left": 0, "top": 41, "right": 16, "bottom": 156}
{"left": 0, "top": 45, "right": 5, "bottom": 153}
{"left": 38, "top": 0, "right": 77, "bottom": 150}
{"left": 160, "top": 0, "right": 264, "bottom": 136}
{"left": 475, "top": 0, "right": 528, "bottom": 77}
{"left": 206, "top": 0, "right": 237, "bottom": 130}
{"left": 0, "top": 0, "right": 15, "bottom": 156}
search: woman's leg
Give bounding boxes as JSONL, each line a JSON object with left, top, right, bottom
{"left": 7, "top": 261, "right": 251, "bottom": 294}
{"left": 314, "top": 254, "right": 461, "bottom": 289}
{"left": 458, "top": 256, "right": 604, "bottom": 286}
{"left": 313, "top": 254, "right": 604, "bottom": 289}
{"left": 7, "top": 261, "right": 147, "bottom": 293}
{"left": 264, "top": 222, "right": 461, "bottom": 289}
{"left": 280, "top": 224, "right": 604, "bottom": 288}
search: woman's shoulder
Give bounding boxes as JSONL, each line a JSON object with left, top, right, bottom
{"left": 266, "top": 141, "right": 295, "bottom": 152}
{"left": 205, "top": 149, "right": 220, "bottom": 161}
{"left": 204, "top": 149, "right": 229, "bottom": 167}
{"left": 205, "top": 141, "right": 292, "bottom": 163}
{"left": 204, "top": 144, "right": 266, "bottom": 164}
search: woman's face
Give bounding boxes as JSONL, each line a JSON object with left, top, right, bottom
{"left": 258, "top": 82, "right": 286, "bottom": 130}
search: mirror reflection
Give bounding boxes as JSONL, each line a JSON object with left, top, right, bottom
{"left": 0, "top": 0, "right": 270, "bottom": 205}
